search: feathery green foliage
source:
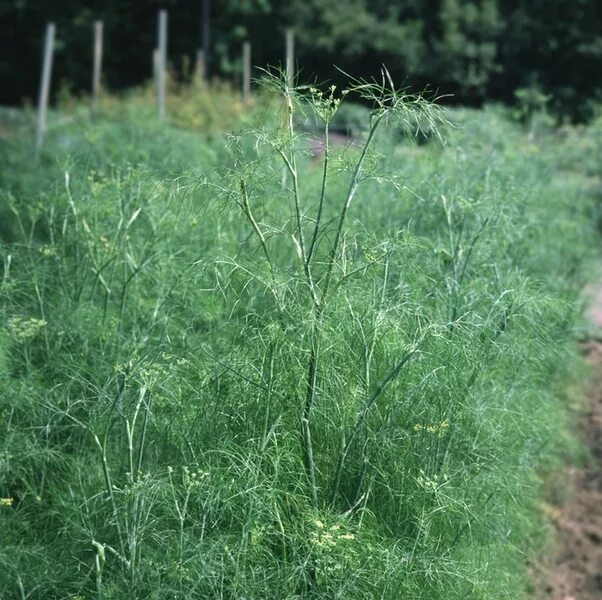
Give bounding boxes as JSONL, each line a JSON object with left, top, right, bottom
{"left": 0, "top": 79, "right": 599, "bottom": 598}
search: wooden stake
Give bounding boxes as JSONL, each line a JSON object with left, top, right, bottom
{"left": 153, "top": 48, "right": 161, "bottom": 112}
{"left": 195, "top": 49, "right": 206, "bottom": 84}
{"left": 286, "top": 28, "right": 294, "bottom": 87}
{"left": 92, "top": 21, "right": 103, "bottom": 113}
{"left": 202, "top": 0, "right": 210, "bottom": 81}
{"left": 242, "top": 41, "right": 251, "bottom": 104}
{"left": 157, "top": 10, "right": 168, "bottom": 119}
{"left": 35, "top": 23, "right": 55, "bottom": 155}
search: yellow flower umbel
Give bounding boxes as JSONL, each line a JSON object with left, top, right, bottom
{"left": 0, "top": 497, "right": 14, "bottom": 507}
{"left": 39, "top": 245, "right": 56, "bottom": 258}
{"left": 307, "top": 516, "right": 360, "bottom": 583}
{"left": 310, "top": 518, "right": 356, "bottom": 548}
{"left": 413, "top": 420, "right": 449, "bottom": 437}
{"left": 8, "top": 317, "right": 47, "bottom": 342}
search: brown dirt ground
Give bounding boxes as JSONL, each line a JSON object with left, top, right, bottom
{"left": 537, "top": 341, "right": 602, "bottom": 600}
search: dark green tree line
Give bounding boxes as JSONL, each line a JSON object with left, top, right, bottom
{"left": 0, "top": 0, "right": 600, "bottom": 119}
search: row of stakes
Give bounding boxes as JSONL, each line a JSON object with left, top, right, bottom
{"left": 34, "top": 10, "right": 296, "bottom": 155}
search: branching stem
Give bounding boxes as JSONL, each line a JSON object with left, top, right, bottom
{"left": 321, "top": 113, "right": 385, "bottom": 303}
{"left": 307, "top": 122, "right": 329, "bottom": 265}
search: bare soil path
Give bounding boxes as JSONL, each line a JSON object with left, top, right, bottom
{"left": 537, "top": 289, "right": 602, "bottom": 599}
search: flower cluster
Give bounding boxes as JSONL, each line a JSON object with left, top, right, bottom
{"left": 167, "top": 464, "right": 209, "bottom": 488}
{"left": 8, "top": 317, "right": 47, "bottom": 342}
{"left": 416, "top": 469, "right": 448, "bottom": 492}
{"left": 39, "top": 245, "right": 56, "bottom": 258}
{"left": 97, "top": 235, "right": 118, "bottom": 256}
{"left": 310, "top": 519, "right": 355, "bottom": 548}
{"left": 413, "top": 419, "right": 449, "bottom": 437}
{"left": 308, "top": 84, "right": 348, "bottom": 122}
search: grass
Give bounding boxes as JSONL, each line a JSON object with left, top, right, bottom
{"left": 0, "top": 78, "right": 600, "bottom": 598}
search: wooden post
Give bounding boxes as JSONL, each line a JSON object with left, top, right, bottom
{"left": 195, "top": 49, "right": 205, "bottom": 84}
{"left": 92, "top": 21, "right": 103, "bottom": 113}
{"left": 202, "top": 0, "right": 210, "bottom": 81}
{"left": 153, "top": 49, "right": 161, "bottom": 112}
{"left": 157, "top": 10, "right": 168, "bottom": 119}
{"left": 242, "top": 41, "right": 251, "bottom": 104}
{"left": 35, "top": 23, "right": 55, "bottom": 155}
{"left": 286, "top": 28, "right": 294, "bottom": 87}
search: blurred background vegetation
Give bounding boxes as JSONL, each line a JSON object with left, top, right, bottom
{"left": 1, "top": 0, "right": 600, "bottom": 121}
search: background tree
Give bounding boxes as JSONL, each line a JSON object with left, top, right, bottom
{"left": 0, "top": 0, "right": 600, "bottom": 120}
